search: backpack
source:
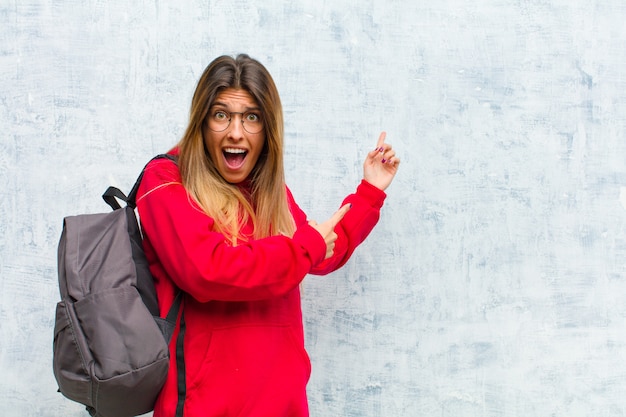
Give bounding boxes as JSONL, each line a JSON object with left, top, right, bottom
{"left": 53, "top": 154, "right": 181, "bottom": 417}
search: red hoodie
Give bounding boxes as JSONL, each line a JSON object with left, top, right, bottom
{"left": 136, "top": 152, "right": 386, "bottom": 417}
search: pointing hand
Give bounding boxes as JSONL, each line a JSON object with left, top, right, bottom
{"left": 363, "top": 131, "right": 400, "bottom": 191}
{"left": 308, "top": 204, "right": 351, "bottom": 259}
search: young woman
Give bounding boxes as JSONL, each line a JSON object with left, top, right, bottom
{"left": 136, "top": 54, "right": 400, "bottom": 417}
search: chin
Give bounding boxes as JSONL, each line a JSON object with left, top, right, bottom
{"left": 222, "top": 173, "right": 248, "bottom": 184}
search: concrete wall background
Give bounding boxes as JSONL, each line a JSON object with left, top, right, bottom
{"left": 2, "top": 1, "right": 626, "bottom": 416}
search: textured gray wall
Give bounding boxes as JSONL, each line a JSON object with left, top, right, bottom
{"left": 2, "top": 1, "right": 626, "bottom": 416}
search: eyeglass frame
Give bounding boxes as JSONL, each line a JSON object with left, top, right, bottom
{"left": 206, "top": 108, "right": 264, "bottom": 134}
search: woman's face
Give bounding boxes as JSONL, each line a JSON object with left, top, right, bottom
{"left": 203, "top": 88, "right": 266, "bottom": 184}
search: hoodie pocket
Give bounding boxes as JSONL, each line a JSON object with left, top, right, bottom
{"left": 187, "top": 323, "right": 311, "bottom": 401}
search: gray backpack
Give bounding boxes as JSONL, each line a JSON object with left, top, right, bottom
{"left": 53, "top": 154, "right": 181, "bottom": 417}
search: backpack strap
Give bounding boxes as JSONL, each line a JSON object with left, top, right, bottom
{"left": 102, "top": 186, "right": 128, "bottom": 210}
{"left": 156, "top": 292, "right": 184, "bottom": 344}
{"left": 101, "top": 153, "right": 184, "bottom": 343}
{"left": 103, "top": 153, "right": 178, "bottom": 210}
{"left": 174, "top": 309, "right": 187, "bottom": 417}
{"left": 166, "top": 292, "right": 183, "bottom": 323}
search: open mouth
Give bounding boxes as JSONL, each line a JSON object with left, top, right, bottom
{"left": 223, "top": 148, "right": 248, "bottom": 169}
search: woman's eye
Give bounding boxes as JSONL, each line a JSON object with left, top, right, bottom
{"left": 214, "top": 111, "right": 228, "bottom": 120}
{"left": 245, "top": 113, "right": 260, "bottom": 122}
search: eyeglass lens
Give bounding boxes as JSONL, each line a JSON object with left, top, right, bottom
{"left": 208, "top": 110, "right": 263, "bottom": 134}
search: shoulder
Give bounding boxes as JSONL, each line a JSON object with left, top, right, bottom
{"left": 285, "top": 185, "right": 308, "bottom": 224}
{"left": 285, "top": 185, "right": 296, "bottom": 204}
{"left": 137, "top": 152, "right": 182, "bottom": 202}
{"left": 143, "top": 153, "right": 180, "bottom": 184}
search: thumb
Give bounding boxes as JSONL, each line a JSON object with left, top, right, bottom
{"left": 328, "top": 203, "right": 351, "bottom": 228}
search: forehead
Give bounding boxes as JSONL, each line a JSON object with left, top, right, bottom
{"left": 212, "top": 88, "right": 258, "bottom": 109}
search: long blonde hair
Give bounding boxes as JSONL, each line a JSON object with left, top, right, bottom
{"left": 177, "top": 54, "right": 295, "bottom": 243}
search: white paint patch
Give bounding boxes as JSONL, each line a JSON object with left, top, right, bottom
{"left": 620, "top": 187, "right": 626, "bottom": 210}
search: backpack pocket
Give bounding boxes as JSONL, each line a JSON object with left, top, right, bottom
{"left": 54, "top": 287, "right": 171, "bottom": 417}
{"left": 73, "top": 286, "right": 169, "bottom": 378}
{"left": 53, "top": 300, "right": 93, "bottom": 407}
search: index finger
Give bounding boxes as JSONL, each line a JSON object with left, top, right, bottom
{"left": 375, "top": 131, "right": 387, "bottom": 150}
{"left": 329, "top": 203, "right": 351, "bottom": 227}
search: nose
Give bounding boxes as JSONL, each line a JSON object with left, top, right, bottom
{"left": 227, "top": 113, "right": 245, "bottom": 139}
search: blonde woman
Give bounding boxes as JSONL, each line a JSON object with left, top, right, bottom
{"left": 137, "top": 54, "right": 399, "bottom": 417}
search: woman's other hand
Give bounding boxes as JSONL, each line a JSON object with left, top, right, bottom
{"left": 363, "top": 131, "right": 400, "bottom": 191}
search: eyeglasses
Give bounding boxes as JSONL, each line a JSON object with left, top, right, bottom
{"left": 207, "top": 109, "right": 264, "bottom": 134}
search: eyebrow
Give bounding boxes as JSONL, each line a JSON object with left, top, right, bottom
{"left": 211, "top": 101, "right": 261, "bottom": 112}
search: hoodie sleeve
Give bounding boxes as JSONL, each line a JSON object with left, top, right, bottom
{"left": 286, "top": 179, "right": 386, "bottom": 276}
{"left": 136, "top": 157, "right": 327, "bottom": 303}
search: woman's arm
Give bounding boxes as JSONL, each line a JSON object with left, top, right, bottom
{"left": 137, "top": 158, "right": 327, "bottom": 303}
{"left": 292, "top": 132, "right": 400, "bottom": 275}
{"left": 288, "top": 180, "right": 386, "bottom": 275}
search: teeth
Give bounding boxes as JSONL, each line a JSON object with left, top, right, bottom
{"left": 224, "top": 148, "right": 246, "bottom": 154}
